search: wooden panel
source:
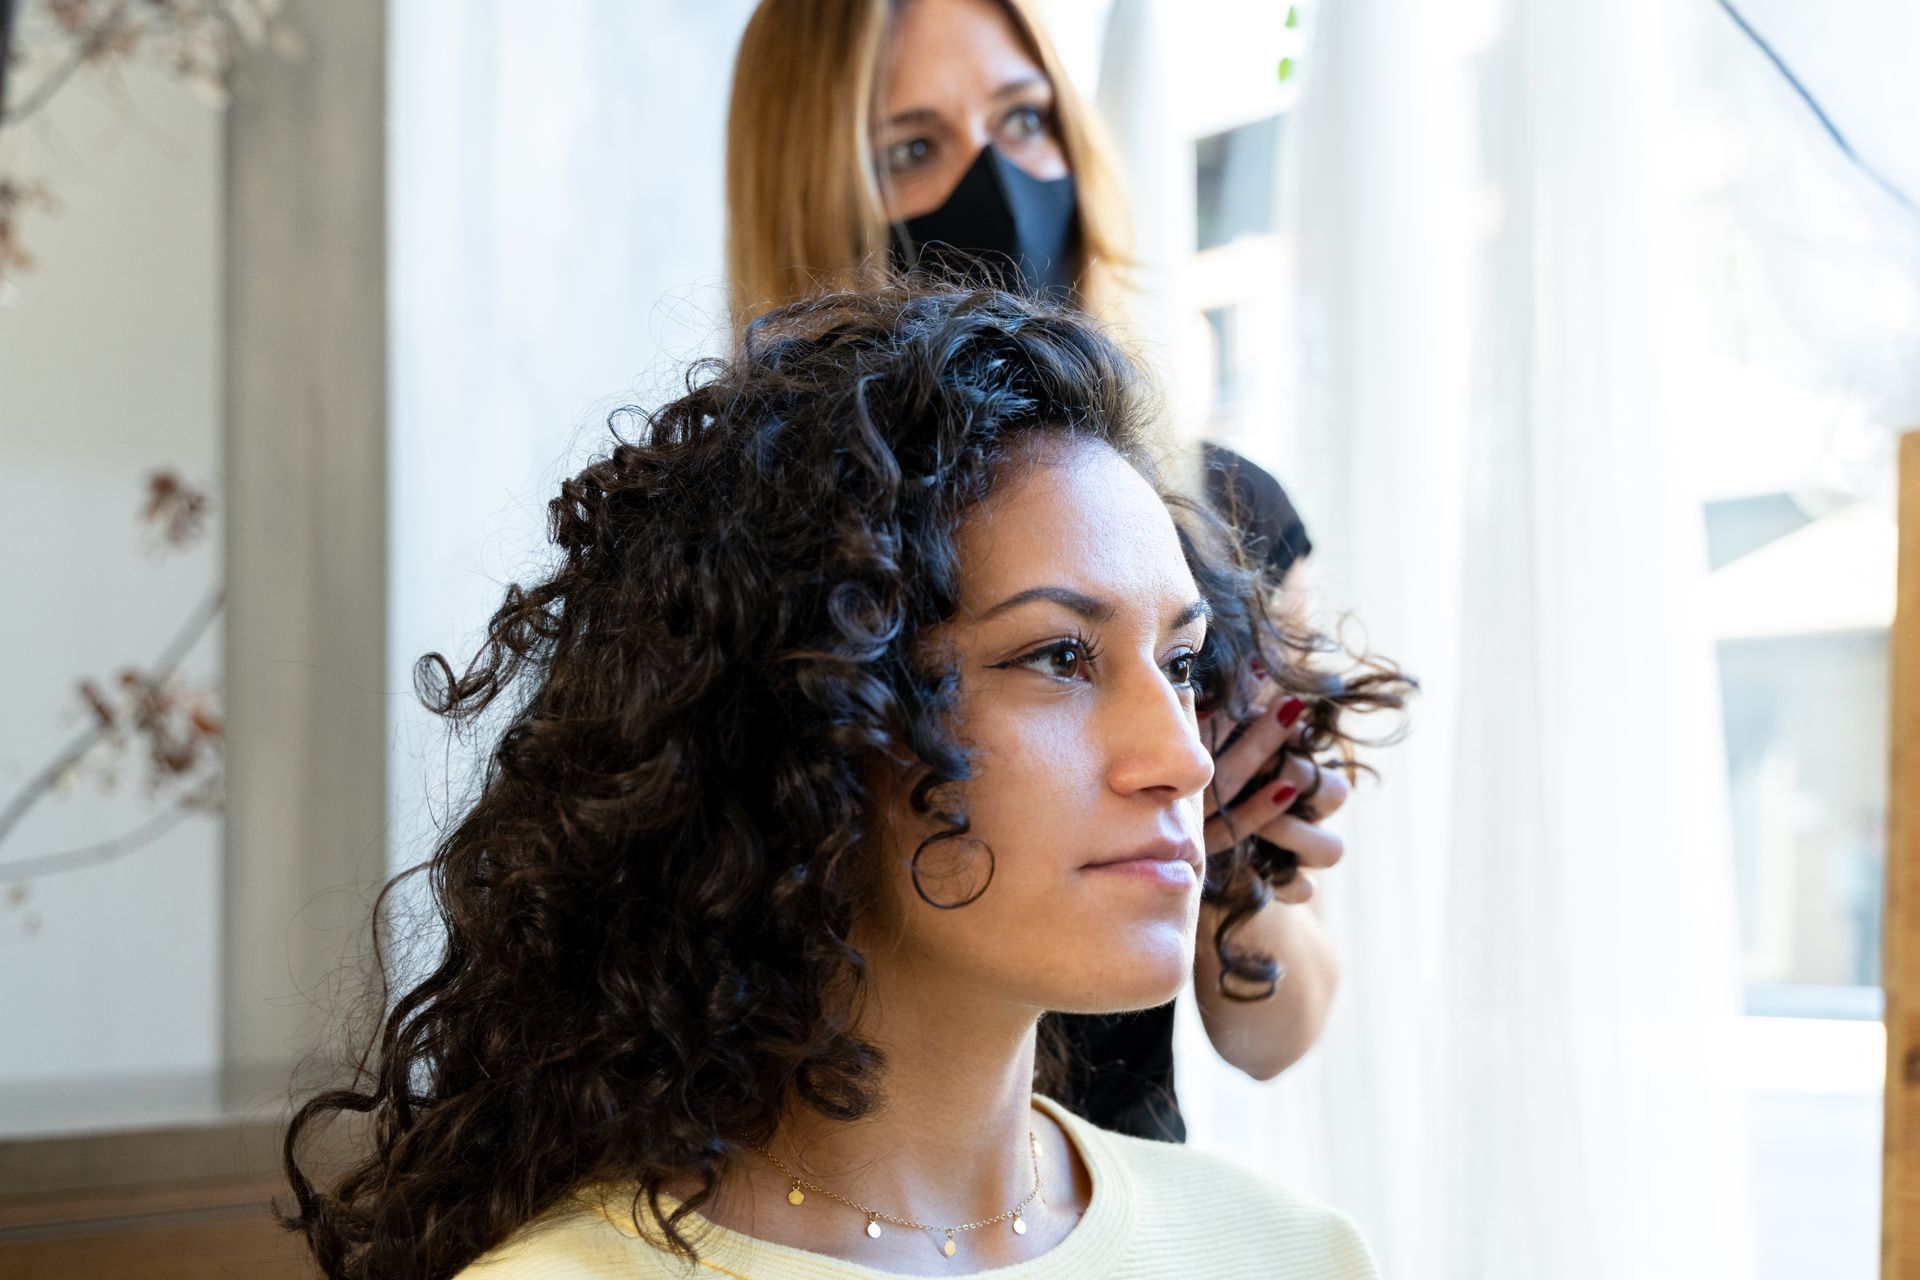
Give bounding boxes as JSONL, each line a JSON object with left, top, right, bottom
{"left": 0, "top": 1210, "right": 315, "bottom": 1280}
{"left": 1888, "top": 429, "right": 1920, "bottom": 1278}
{"left": 0, "top": 1120, "right": 283, "bottom": 1198}
{"left": 0, "top": 1114, "right": 360, "bottom": 1278}
{"left": 0, "top": 1171, "right": 285, "bottom": 1231}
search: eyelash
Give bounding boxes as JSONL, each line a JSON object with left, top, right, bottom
{"left": 997, "top": 632, "right": 1201, "bottom": 690}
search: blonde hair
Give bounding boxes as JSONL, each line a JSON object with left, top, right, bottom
{"left": 724, "top": 0, "right": 1133, "bottom": 333}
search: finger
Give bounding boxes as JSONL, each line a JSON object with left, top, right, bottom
{"left": 1251, "top": 813, "right": 1344, "bottom": 872}
{"left": 1208, "top": 696, "right": 1309, "bottom": 802}
{"left": 1198, "top": 710, "right": 1223, "bottom": 755}
{"left": 1272, "top": 869, "right": 1318, "bottom": 907}
{"left": 1270, "top": 754, "right": 1351, "bottom": 822}
{"left": 1204, "top": 806, "right": 1248, "bottom": 856}
{"left": 1202, "top": 771, "right": 1311, "bottom": 857}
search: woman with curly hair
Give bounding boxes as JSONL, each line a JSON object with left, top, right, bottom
{"left": 282, "top": 285, "right": 1405, "bottom": 1279}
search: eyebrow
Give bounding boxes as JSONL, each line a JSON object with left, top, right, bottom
{"left": 882, "top": 106, "right": 944, "bottom": 131}
{"left": 978, "top": 586, "right": 1212, "bottom": 631}
{"left": 1171, "top": 598, "right": 1213, "bottom": 630}
{"left": 991, "top": 75, "right": 1050, "bottom": 101}
{"left": 881, "top": 77, "right": 1052, "bottom": 131}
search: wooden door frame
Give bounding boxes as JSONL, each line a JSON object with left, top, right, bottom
{"left": 1886, "top": 430, "right": 1920, "bottom": 1277}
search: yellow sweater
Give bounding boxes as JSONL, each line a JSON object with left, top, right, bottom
{"left": 453, "top": 1095, "right": 1379, "bottom": 1279}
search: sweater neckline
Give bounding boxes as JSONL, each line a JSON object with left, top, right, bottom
{"left": 583, "top": 1094, "right": 1135, "bottom": 1279}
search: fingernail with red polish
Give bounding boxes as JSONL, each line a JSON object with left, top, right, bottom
{"left": 1271, "top": 783, "right": 1298, "bottom": 807}
{"left": 1277, "top": 698, "right": 1305, "bottom": 728}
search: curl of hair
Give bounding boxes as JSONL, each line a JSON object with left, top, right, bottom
{"left": 279, "top": 284, "right": 1412, "bottom": 1279}
{"left": 1175, "top": 490, "right": 1413, "bottom": 1002}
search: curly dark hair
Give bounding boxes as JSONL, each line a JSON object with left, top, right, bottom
{"left": 280, "top": 284, "right": 1410, "bottom": 1279}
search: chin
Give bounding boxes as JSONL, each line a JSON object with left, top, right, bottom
{"left": 1048, "top": 922, "right": 1194, "bottom": 1016}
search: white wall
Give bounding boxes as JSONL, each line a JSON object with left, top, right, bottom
{"left": 0, "top": 66, "right": 224, "bottom": 1132}
{"left": 386, "top": 0, "right": 757, "bottom": 881}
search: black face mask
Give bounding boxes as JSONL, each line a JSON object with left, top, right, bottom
{"left": 888, "top": 145, "right": 1080, "bottom": 299}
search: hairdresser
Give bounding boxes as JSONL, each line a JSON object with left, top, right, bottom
{"left": 724, "top": 0, "right": 1350, "bottom": 1142}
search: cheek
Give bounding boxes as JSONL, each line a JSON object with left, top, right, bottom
{"left": 959, "top": 710, "right": 1102, "bottom": 872}
{"left": 974, "top": 705, "right": 1092, "bottom": 793}
{"left": 1005, "top": 133, "right": 1069, "bottom": 182}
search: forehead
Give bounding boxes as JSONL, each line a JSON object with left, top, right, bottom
{"left": 955, "top": 439, "right": 1193, "bottom": 616}
{"left": 881, "top": 0, "right": 1047, "bottom": 112}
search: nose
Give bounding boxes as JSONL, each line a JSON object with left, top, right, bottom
{"left": 962, "top": 114, "right": 994, "bottom": 156}
{"left": 1103, "top": 660, "right": 1215, "bottom": 804}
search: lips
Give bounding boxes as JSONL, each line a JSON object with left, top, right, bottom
{"left": 1083, "top": 839, "right": 1203, "bottom": 874}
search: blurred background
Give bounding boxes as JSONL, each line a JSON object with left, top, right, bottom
{"left": 1, "top": 1, "right": 1915, "bottom": 1276}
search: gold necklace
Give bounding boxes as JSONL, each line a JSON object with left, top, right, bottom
{"left": 754, "top": 1129, "right": 1044, "bottom": 1260}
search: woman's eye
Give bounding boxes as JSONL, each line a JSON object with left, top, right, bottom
{"left": 883, "top": 137, "right": 933, "bottom": 174}
{"left": 1012, "top": 641, "right": 1089, "bottom": 681}
{"left": 1166, "top": 652, "right": 1199, "bottom": 688}
{"left": 1001, "top": 103, "right": 1049, "bottom": 143}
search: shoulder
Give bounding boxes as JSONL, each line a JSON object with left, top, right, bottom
{"left": 1078, "top": 1118, "right": 1380, "bottom": 1279}
{"left": 450, "top": 1195, "right": 692, "bottom": 1280}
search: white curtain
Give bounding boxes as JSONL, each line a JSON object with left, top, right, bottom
{"left": 385, "top": 0, "right": 755, "bottom": 885}
{"left": 1100, "top": 1, "right": 1759, "bottom": 1275}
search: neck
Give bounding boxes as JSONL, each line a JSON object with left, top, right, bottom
{"left": 691, "top": 929, "right": 1091, "bottom": 1270}
{"left": 773, "top": 931, "right": 1044, "bottom": 1222}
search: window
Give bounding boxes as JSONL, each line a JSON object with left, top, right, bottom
{"left": 1707, "top": 495, "right": 1893, "bottom": 1016}
{"left": 1196, "top": 114, "right": 1282, "bottom": 251}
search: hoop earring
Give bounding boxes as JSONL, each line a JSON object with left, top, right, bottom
{"left": 909, "top": 836, "right": 994, "bottom": 910}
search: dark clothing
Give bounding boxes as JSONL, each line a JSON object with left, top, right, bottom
{"left": 1054, "top": 1001, "right": 1189, "bottom": 1142}
{"left": 1197, "top": 442, "right": 1313, "bottom": 579}
{"left": 1052, "top": 444, "right": 1311, "bottom": 1142}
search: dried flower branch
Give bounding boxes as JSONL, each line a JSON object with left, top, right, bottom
{"left": 144, "top": 468, "right": 210, "bottom": 548}
{"left": 0, "top": 470, "right": 223, "bottom": 885}
{"left": 0, "top": 0, "right": 297, "bottom": 283}
{"left": 0, "top": 177, "right": 55, "bottom": 274}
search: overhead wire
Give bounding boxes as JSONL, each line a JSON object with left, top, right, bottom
{"left": 1713, "top": 0, "right": 1920, "bottom": 223}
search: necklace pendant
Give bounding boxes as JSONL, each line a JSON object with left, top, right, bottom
{"left": 865, "top": 1217, "right": 882, "bottom": 1239}
{"left": 786, "top": 1180, "right": 804, "bottom": 1206}
{"left": 1012, "top": 1209, "right": 1027, "bottom": 1236}
{"left": 942, "top": 1232, "right": 958, "bottom": 1257}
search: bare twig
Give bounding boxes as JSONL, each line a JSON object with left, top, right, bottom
{"left": 0, "top": 0, "right": 18, "bottom": 121}
{"left": 0, "top": 725, "right": 100, "bottom": 851}
{"left": 148, "top": 583, "right": 225, "bottom": 682}
{"left": 0, "top": 801, "right": 196, "bottom": 881}
{"left": 0, "top": 584, "right": 224, "bottom": 856}
{"left": 2, "top": 35, "right": 92, "bottom": 125}
{"left": 0, "top": 3, "right": 131, "bottom": 128}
